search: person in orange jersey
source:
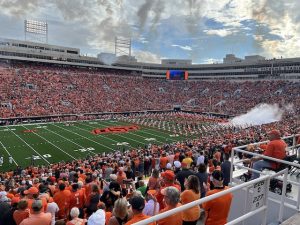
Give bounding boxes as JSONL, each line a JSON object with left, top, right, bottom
{"left": 202, "top": 170, "right": 233, "bottom": 225}
{"left": 69, "top": 183, "right": 85, "bottom": 218}
{"left": 53, "top": 183, "right": 71, "bottom": 220}
{"left": 180, "top": 175, "right": 201, "bottom": 225}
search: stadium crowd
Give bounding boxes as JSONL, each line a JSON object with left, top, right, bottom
{"left": 0, "top": 63, "right": 300, "bottom": 118}
{"left": 0, "top": 113, "right": 299, "bottom": 225}
{"left": 0, "top": 62, "right": 299, "bottom": 225}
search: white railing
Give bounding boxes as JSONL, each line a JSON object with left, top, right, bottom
{"left": 134, "top": 170, "right": 289, "bottom": 225}
{"left": 230, "top": 134, "right": 300, "bottom": 185}
{"left": 133, "top": 134, "right": 300, "bottom": 225}
{"left": 229, "top": 134, "right": 300, "bottom": 216}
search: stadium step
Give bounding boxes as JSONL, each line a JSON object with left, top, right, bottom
{"left": 280, "top": 213, "right": 300, "bottom": 225}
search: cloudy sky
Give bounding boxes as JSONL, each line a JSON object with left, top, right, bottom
{"left": 0, "top": 0, "right": 300, "bottom": 63}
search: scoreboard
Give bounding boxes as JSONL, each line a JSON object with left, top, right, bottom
{"left": 166, "top": 70, "right": 188, "bottom": 80}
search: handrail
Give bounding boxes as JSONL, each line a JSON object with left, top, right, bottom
{"left": 230, "top": 134, "right": 300, "bottom": 184}
{"left": 133, "top": 175, "right": 269, "bottom": 225}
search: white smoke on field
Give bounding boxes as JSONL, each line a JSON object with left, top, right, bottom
{"left": 230, "top": 103, "right": 289, "bottom": 127}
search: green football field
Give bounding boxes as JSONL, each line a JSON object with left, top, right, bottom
{"left": 0, "top": 120, "right": 188, "bottom": 171}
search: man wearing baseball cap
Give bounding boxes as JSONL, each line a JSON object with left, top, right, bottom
{"left": 251, "top": 130, "right": 287, "bottom": 180}
{"left": 202, "top": 170, "right": 233, "bottom": 225}
{"left": 125, "top": 196, "right": 155, "bottom": 225}
{"left": 20, "top": 200, "right": 51, "bottom": 225}
{"left": 156, "top": 170, "right": 180, "bottom": 210}
{"left": 24, "top": 187, "right": 48, "bottom": 213}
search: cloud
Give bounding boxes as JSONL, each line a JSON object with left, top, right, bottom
{"left": 204, "top": 29, "right": 234, "bottom": 37}
{"left": 201, "top": 58, "right": 222, "bottom": 64}
{"left": 0, "top": 0, "right": 300, "bottom": 62}
{"left": 171, "top": 44, "right": 192, "bottom": 51}
{"left": 132, "top": 50, "right": 161, "bottom": 63}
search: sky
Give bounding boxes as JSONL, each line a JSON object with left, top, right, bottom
{"left": 0, "top": 0, "right": 300, "bottom": 64}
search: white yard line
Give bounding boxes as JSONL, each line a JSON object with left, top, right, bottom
{"left": 0, "top": 141, "right": 18, "bottom": 166}
{"left": 98, "top": 120, "right": 164, "bottom": 144}
{"left": 21, "top": 125, "right": 77, "bottom": 160}
{"left": 51, "top": 123, "right": 115, "bottom": 151}
{"left": 7, "top": 127, "right": 50, "bottom": 164}
{"left": 78, "top": 122, "right": 147, "bottom": 145}
{"left": 44, "top": 127, "right": 96, "bottom": 156}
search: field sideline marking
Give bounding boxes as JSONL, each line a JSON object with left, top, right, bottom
{"left": 77, "top": 122, "right": 147, "bottom": 145}
{"left": 0, "top": 141, "right": 18, "bottom": 166}
{"left": 50, "top": 123, "right": 115, "bottom": 151}
{"left": 44, "top": 127, "right": 97, "bottom": 156}
{"left": 98, "top": 120, "right": 164, "bottom": 144}
{"left": 7, "top": 127, "right": 50, "bottom": 164}
{"left": 21, "top": 125, "right": 77, "bottom": 160}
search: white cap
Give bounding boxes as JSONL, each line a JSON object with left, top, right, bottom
{"left": 174, "top": 161, "right": 181, "bottom": 168}
{"left": 166, "top": 163, "right": 172, "bottom": 169}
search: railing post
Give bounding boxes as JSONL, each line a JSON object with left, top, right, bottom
{"left": 242, "top": 186, "right": 250, "bottom": 225}
{"left": 297, "top": 184, "right": 300, "bottom": 210}
{"left": 278, "top": 168, "right": 288, "bottom": 223}
{"left": 262, "top": 176, "right": 271, "bottom": 225}
{"left": 292, "top": 134, "right": 296, "bottom": 155}
{"left": 230, "top": 147, "right": 235, "bottom": 184}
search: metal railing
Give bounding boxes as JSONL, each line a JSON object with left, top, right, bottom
{"left": 134, "top": 170, "right": 288, "bottom": 225}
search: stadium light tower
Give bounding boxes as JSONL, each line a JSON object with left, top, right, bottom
{"left": 115, "top": 37, "right": 131, "bottom": 57}
{"left": 24, "top": 19, "right": 48, "bottom": 43}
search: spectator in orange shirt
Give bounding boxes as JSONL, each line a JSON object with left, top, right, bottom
{"left": 66, "top": 207, "right": 87, "bottom": 225}
{"left": 125, "top": 196, "right": 155, "bottom": 225}
{"left": 24, "top": 187, "right": 48, "bottom": 213}
{"left": 13, "top": 200, "right": 30, "bottom": 225}
{"left": 53, "top": 183, "right": 71, "bottom": 219}
{"left": 159, "top": 153, "right": 169, "bottom": 171}
{"left": 157, "top": 186, "right": 182, "bottom": 225}
{"left": 251, "top": 130, "right": 287, "bottom": 180}
{"left": 69, "top": 183, "right": 85, "bottom": 218}
{"left": 156, "top": 170, "right": 181, "bottom": 210}
{"left": 147, "top": 169, "right": 160, "bottom": 191}
{"left": 213, "top": 150, "right": 221, "bottom": 163}
{"left": 202, "top": 170, "right": 233, "bottom": 225}
{"left": 19, "top": 199, "right": 52, "bottom": 225}
{"left": 180, "top": 175, "right": 201, "bottom": 225}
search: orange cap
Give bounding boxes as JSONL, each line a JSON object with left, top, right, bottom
{"left": 147, "top": 189, "right": 157, "bottom": 196}
{"left": 24, "top": 187, "right": 39, "bottom": 195}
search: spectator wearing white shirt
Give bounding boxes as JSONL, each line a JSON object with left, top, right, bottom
{"left": 46, "top": 200, "right": 59, "bottom": 225}
{"left": 196, "top": 151, "right": 205, "bottom": 166}
{"left": 143, "top": 190, "right": 159, "bottom": 216}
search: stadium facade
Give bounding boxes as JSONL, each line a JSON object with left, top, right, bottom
{"left": 1, "top": 38, "right": 300, "bottom": 80}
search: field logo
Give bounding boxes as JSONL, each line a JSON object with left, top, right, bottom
{"left": 23, "top": 129, "right": 37, "bottom": 133}
{"left": 91, "top": 125, "right": 139, "bottom": 135}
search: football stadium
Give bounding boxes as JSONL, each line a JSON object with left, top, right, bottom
{"left": 0, "top": 1, "right": 300, "bottom": 225}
